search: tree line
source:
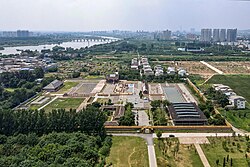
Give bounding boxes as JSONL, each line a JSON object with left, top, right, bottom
{"left": 0, "top": 105, "right": 106, "bottom": 137}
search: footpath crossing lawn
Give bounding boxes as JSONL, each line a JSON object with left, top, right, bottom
{"left": 106, "top": 136, "right": 149, "bottom": 167}
{"left": 44, "top": 98, "right": 84, "bottom": 112}
{"left": 154, "top": 138, "right": 203, "bottom": 167}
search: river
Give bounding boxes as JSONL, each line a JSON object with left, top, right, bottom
{"left": 0, "top": 38, "right": 118, "bottom": 55}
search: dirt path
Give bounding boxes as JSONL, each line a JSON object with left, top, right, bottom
{"left": 128, "top": 147, "right": 136, "bottom": 167}
{"left": 200, "top": 61, "right": 224, "bottom": 74}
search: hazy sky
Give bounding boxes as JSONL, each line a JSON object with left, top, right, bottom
{"left": 0, "top": 0, "right": 250, "bottom": 31}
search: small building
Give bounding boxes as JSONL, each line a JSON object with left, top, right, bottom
{"left": 106, "top": 73, "right": 119, "bottom": 84}
{"left": 167, "top": 67, "right": 175, "bottom": 75}
{"left": 178, "top": 69, "right": 187, "bottom": 77}
{"left": 229, "top": 96, "right": 246, "bottom": 109}
{"left": 43, "top": 79, "right": 63, "bottom": 92}
{"left": 169, "top": 103, "right": 208, "bottom": 126}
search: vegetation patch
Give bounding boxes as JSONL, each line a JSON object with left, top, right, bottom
{"left": 220, "top": 107, "right": 250, "bottom": 132}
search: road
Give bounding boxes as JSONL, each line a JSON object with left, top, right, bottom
{"left": 200, "top": 61, "right": 224, "bottom": 74}
{"left": 152, "top": 132, "right": 240, "bottom": 138}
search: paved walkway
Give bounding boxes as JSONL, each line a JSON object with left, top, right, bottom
{"left": 134, "top": 110, "right": 150, "bottom": 126}
{"left": 38, "top": 96, "right": 58, "bottom": 111}
{"left": 76, "top": 98, "right": 89, "bottom": 112}
{"left": 195, "top": 144, "right": 211, "bottom": 167}
{"left": 200, "top": 61, "right": 224, "bottom": 74}
{"left": 177, "top": 83, "right": 197, "bottom": 104}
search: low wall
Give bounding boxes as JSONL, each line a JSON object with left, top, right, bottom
{"left": 105, "top": 125, "right": 232, "bottom": 133}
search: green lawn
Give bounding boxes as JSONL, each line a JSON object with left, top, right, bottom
{"left": 154, "top": 138, "right": 203, "bottom": 167}
{"left": 106, "top": 136, "right": 149, "bottom": 167}
{"left": 201, "top": 137, "right": 249, "bottom": 167}
{"left": 44, "top": 98, "right": 84, "bottom": 112}
{"left": 207, "top": 74, "right": 250, "bottom": 102}
{"left": 5, "top": 88, "right": 16, "bottom": 92}
{"left": 84, "top": 75, "right": 105, "bottom": 79}
{"left": 55, "top": 82, "right": 79, "bottom": 94}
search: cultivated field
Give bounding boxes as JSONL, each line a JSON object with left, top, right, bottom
{"left": 157, "top": 61, "right": 215, "bottom": 79}
{"left": 106, "top": 136, "right": 149, "bottom": 167}
{"left": 209, "top": 61, "right": 250, "bottom": 74}
{"left": 201, "top": 137, "right": 249, "bottom": 167}
{"left": 44, "top": 98, "right": 84, "bottom": 112}
{"left": 154, "top": 138, "right": 203, "bottom": 167}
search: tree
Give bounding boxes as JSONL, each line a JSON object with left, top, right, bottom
{"left": 216, "top": 159, "right": 219, "bottom": 166}
{"left": 72, "top": 72, "right": 80, "bottom": 78}
{"left": 156, "top": 130, "right": 162, "bottom": 140}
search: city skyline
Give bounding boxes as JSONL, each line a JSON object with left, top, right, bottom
{"left": 0, "top": 0, "right": 250, "bottom": 32}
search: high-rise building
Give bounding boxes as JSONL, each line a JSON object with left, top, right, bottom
{"left": 220, "top": 29, "right": 226, "bottom": 42}
{"left": 154, "top": 30, "right": 171, "bottom": 40}
{"left": 17, "top": 30, "right": 30, "bottom": 38}
{"left": 200, "top": 29, "right": 212, "bottom": 42}
{"left": 213, "top": 29, "right": 220, "bottom": 42}
{"left": 227, "top": 29, "right": 237, "bottom": 42}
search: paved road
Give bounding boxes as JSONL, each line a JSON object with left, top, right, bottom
{"left": 195, "top": 144, "right": 211, "bottom": 167}
{"left": 134, "top": 110, "right": 150, "bottom": 126}
{"left": 200, "top": 61, "right": 224, "bottom": 74}
{"left": 111, "top": 133, "right": 158, "bottom": 167}
{"left": 153, "top": 132, "right": 238, "bottom": 138}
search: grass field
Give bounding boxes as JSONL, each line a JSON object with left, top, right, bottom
{"left": 106, "top": 136, "right": 149, "bottom": 167}
{"left": 201, "top": 137, "right": 249, "bottom": 167}
{"left": 207, "top": 74, "right": 250, "bottom": 102}
{"left": 55, "top": 82, "right": 79, "bottom": 94}
{"left": 44, "top": 98, "right": 84, "bottom": 112}
{"left": 154, "top": 138, "right": 203, "bottom": 167}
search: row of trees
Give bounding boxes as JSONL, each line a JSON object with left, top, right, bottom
{"left": 119, "top": 103, "right": 135, "bottom": 126}
{"left": 0, "top": 105, "right": 106, "bottom": 136}
{"left": 151, "top": 100, "right": 170, "bottom": 126}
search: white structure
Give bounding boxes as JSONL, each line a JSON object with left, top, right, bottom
{"left": 167, "top": 67, "right": 175, "bottom": 75}
{"left": 131, "top": 58, "right": 138, "bottom": 70}
{"left": 229, "top": 96, "right": 246, "bottom": 109}
{"left": 154, "top": 65, "right": 164, "bottom": 76}
{"left": 213, "top": 84, "right": 246, "bottom": 109}
{"left": 178, "top": 69, "right": 187, "bottom": 77}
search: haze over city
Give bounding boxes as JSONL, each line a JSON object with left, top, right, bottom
{"left": 1, "top": 0, "right": 250, "bottom": 31}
